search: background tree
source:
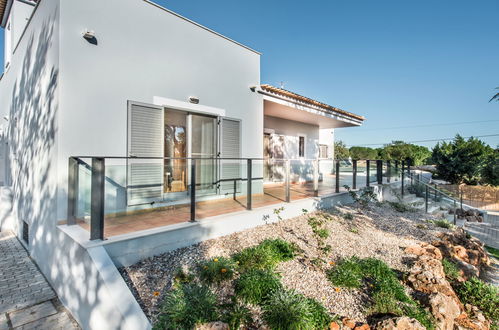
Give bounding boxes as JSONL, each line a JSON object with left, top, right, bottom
{"left": 349, "top": 146, "right": 378, "bottom": 160}
{"left": 334, "top": 140, "right": 350, "bottom": 159}
{"left": 482, "top": 148, "right": 499, "bottom": 186}
{"left": 431, "top": 135, "right": 494, "bottom": 185}
{"left": 489, "top": 87, "right": 499, "bottom": 102}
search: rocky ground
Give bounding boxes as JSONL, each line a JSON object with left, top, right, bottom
{"left": 120, "top": 202, "right": 462, "bottom": 325}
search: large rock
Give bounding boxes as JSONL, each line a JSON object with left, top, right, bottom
{"left": 374, "top": 317, "right": 425, "bottom": 330}
{"left": 407, "top": 255, "right": 456, "bottom": 297}
{"left": 405, "top": 243, "right": 442, "bottom": 260}
{"left": 428, "top": 292, "right": 461, "bottom": 330}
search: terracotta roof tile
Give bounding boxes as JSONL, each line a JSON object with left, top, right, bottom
{"left": 260, "top": 84, "right": 365, "bottom": 121}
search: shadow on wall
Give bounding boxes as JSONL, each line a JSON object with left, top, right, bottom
{"left": 3, "top": 6, "right": 147, "bottom": 329}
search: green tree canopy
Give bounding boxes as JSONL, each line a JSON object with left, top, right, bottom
{"left": 383, "top": 141, "right": 431, "bottom": 166}
{"left": 431, "top": 135, "right": 495, "bottom": 185}
{"left": 349, "top": 146, "right": 378, "bottom": 160}
{"left": 334, "top": 141, "right": 350, "bottom": 160}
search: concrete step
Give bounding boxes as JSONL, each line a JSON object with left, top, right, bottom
{"left": 465, "top": 223, "right": 499, "bottom": 249}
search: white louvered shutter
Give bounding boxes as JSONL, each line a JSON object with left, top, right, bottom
{"left": 219, "top": 118, "right": 241, "bottom": 193}
{"left": 127, "top": 103, "right": 164, "bottom": 205}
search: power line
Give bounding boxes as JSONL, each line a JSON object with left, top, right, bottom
{"left": 359, "top": 119, "right": 499, "bottom": 131}
{"left": 348, "top": 134, "right": 499, "bottom": 147}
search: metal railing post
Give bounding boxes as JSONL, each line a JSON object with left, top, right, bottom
{"left": 90, "top": 157, "right": 105, "bottom": 241}
{"left": 190, "top": 160, "right": 196, "bottom": 222}
{"left": 425, "top": 185, "right": 429, "bottom": 213}
{"left": 313, "top": 159, "right": 319, "bottom": 197}
{"left": 460, "top": 190, "right": 463, "bottom": 212}
{"left": 387, "top": 160, "right": 391, "bottom": 183}
{"left": 335, "top": 160, "right": 340, "bottom": 193}
{"left": 376, "top": 160, "right": 382, "bottom": 184}
{"left": 285, "top": 160, "right": 291, "bottom": 203}
{"left": 453, "top": 200, "right": 457, "bottom": 225}
{"left": 247, "top": 159, "right": 252, "bottom": 210}
{"left": 233, "top": 180, "right": 237, "bottom": 200}
{"left": 352, "top": 160, "right": 357, "bottom": 190}
{"left": 401, "top": 161, "right": 405, "bottom": 196}
{"left": 366, "top": 160, "right": 370, "bottom": 187}
{"left": 67, "top": 157, "right": 78, "bottom": 226}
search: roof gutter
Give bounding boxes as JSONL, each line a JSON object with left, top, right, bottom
{"left": 1, "top": 0, "right": 13, "bottom": 27}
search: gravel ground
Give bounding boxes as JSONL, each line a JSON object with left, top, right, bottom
{"left": 119, "top": 202, "right": 449, "bottom": 325}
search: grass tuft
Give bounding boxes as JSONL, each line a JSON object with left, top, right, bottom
{"left": 485, "top": 245, "right": 499, "bottom": 259}
{"left": 154, "top": 283, "right": 218, "bottom": 330}
{"left": 429, "top": 219, "right": 454, "bottom": 229}
{"left": 262, "top": 289, "right": 314, "bottom": 330}
{"left": 327, "top": 257, "right": 434, "bottom": 329}
{"left": 233, "top": 239, "right": 296, "bottom": 272}
{"left": 234, "top": 269, "right": 282, "bottom": 304}
{"left": 219, "top": 299, "right": 253, "bottom": 330}
{"left": 442, "top": 258, "right": 460, "bottom": 281}
{"left": 454, "top": 277, "right": 498, "bottom": 328}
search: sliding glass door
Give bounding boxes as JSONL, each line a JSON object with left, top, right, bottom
{"left": 190, "top": 114, "right": 217, "bottom": 195}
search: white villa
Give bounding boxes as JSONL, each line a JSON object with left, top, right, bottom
{"left": 0, "top": 0, "right": 365, "bottom": 329}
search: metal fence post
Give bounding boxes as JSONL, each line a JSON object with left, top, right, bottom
{"left": 401, "top": 161, "right": 405, "bottom": 196}
{"left": 352, "top": 160, "right": 357, "bottom": 190}
{"left": 387, "top": 160, "right": 391, "bottom": 183}
{"left": 335, "top": 160, "right": 340, "bottom": 193}
{"left": 285, "top": 160, "right": 291, "bottom": 203}
{"left": 190, "top": 160, "right": 196, "bottom": 222}
{"left": 313, "top": 159, "right": 319, "bottom": 197}
{"left": 247, "top": 159, "right": 252, "bottom": 210}
{"left": 425, "top": 185, "right": 429, "bottom": 213}
{"left": 376, "top": 160, "right": 382, "bottom": 184}
{"left": 90, "top": 157, "right": 105, "bottom": 240}
{"left": 67, "top": 157, "right": 78, "bottom": 226}
{"left": 366, "top": 160, "right": 370, "bottom": 187}
{"left": 453, "top": 200, "right": 457, "bottom": 225}
{"left": 460, "top": 190, "right": 463, "bottom": 212}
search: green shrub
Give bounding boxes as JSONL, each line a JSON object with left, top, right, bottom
{"left": 219, "top": 299, "right": 252, "bottom": 330}
{"left": 454, "top": 277, "right": 499, "bottom": 326}
{"left": 442, "top": 258, "right": 460, "bottom": 281}
{"left": 154, "top": 284, "right": 218, "bottom": 330}
{"left": 234, "top": 269, "right": 282, "bottom": 304}
{"left": 430, "top": 219, "right": 453, "bottom": 229}
{"left": 233, "top": 239, "right": 296, "bottom": 272}
{"left": 259, "top": 238, "right": 296, "bottom": 262}
{"left": 198, "top": 257, "right": 237, "bottom": 284}
{"left": 172, "top": 267, "right": 194, "bottom": 286}
{"left": 262, "top": 289, "right": 314, "bottom": 330}
{"left": 485, "top": 245, "right": 499, "bottom": 259}
{"left": 305, "top": 297, "right": 333, "bottom": 329}
{"left": 327, "top": 257, "right": 434, "bottom": 329}
{"left": 326, "top": 257, "right": 363, "bottom": 288}
{"left": 315, "top": 228, "right": 330, "bottom": 239}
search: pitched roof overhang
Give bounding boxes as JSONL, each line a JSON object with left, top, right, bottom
{"left": 0, "top": 0, "right": 10, "bottom": 27}
{"left": 259, "top": 84, "right": 365, "bottom": 129}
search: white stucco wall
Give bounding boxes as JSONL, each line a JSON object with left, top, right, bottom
{"left": 56, "top": 0, "right": 262, "bottom": 221}
{"left": 264, "top": 115, "right": 319, "bottom": 159}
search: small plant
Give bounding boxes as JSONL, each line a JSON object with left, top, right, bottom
{"left": 219, "top": 298, "right": 253, "bottom": 329}
{"left": 429, "top": 219, "right": 453, "bottom": 229}
{"left": 233, "top": 239, "right": 296, "bottom": 272}
{"left": 442, "top": 258, "right": 460, "bottom": 281}
{"left": 485, "top": 245, "right": 499, "bottom": 259}
{"left": 172, "top": 267, "right": 194, "bottom": 286}
{"left": 327, "top": 257, "right": 363, "bottom": 288}
{"left": 454, "top": 277, "right": 499, "bottom": 327}
{"left": 262, "top": 289, "right": 314, "bottom": 330}
{"left": 305, "top": 213, "right": 333, "bottom": 269}
{"left": 259, "top": 238, "right": 297, "bottom": 262}
{"left": 416, "top": 223, "right": 427, "bottom": 229}
{"left": 198, "top": 257, "right": 237, "bottom": 284}
{"left": 387, "top": 201, "right": 416, "bottom": 213}
{"left": 154, "top": 283, "right": 218, "bottom": 330}
{"left": 408, "top": 183, "right": 426, "bottom": 197}
{"left": 343, "top": 212, "right": 354, "bottom": 220}
{"left": 305, "top": 297, "right": 334, "bottom": 329}
{"left": 234, "top": 269, "right": 283, "bottom": 304}
{"left": 315, "top": 228, "right": 330, "bottom": 239}
{"left": 349, "top": 227, "right": 359, "bottom": 234}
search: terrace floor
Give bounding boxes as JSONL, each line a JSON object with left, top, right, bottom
{"left": 76, "top": 174, "right": 391, "bottom": 238}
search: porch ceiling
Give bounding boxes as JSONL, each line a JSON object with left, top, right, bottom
{"left": 263, "top": 99, "right": 362, "bottom": 129}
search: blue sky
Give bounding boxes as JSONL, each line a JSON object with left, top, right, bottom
{"left": 2, "top": 0, "right": 498, "bottom": 148}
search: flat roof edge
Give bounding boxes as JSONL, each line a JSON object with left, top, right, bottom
{"left": 143, "top": 0, "right": 261, "bottom": 55}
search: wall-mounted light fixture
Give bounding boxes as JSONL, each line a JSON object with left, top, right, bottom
{"left": 189, "top": 96, "right": 199, "bottom": 104}
{"left": 82, "top": 30, "right": 95, "bottom": 40}
{"left": 3, "top": 116, "right": 8, "bottom": 122}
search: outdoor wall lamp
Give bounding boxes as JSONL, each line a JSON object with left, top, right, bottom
{"left": 82, "top": 29, "right": 98, "bottom": 45}
{"left": 189, "top": 96, "right": 199, "bottom": 104}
